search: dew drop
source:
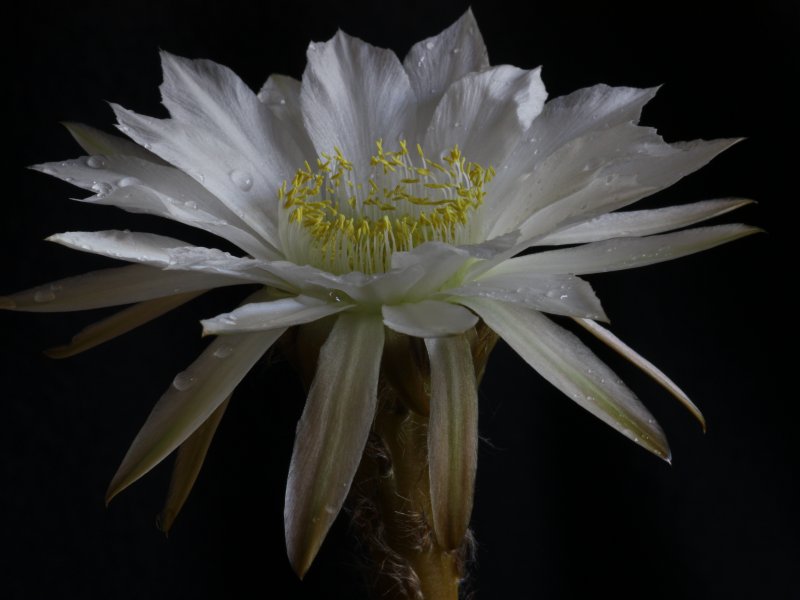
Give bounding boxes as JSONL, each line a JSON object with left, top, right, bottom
{"left": 425, "top": 40, "right": 435, "bottom": 50}
{"left": 117, "top": 176, "right": 140, "bottom": 187}
{"left": 560, "top": 294, "right": 569, "bottom": 300}
{"left": 34, "top": 289, "right": 56, "bottom": 303}
{"left": 65, "top": 176, "right": 74, "bottom": 182}
{"left": 229, "top": 169, "right": 253, "bottom": 191}
{"left": 452, "top": 47, "right": 460, "bottom": 54}
{"left": 328, "top": 290, "right": 343, "bottom": 303}
{"left": 453, "top": 121, "right": 460, "bottom": 128}
{"left": 279, "top": 98, "right": 286, "bottom": 105}
{"left": 417, "top": 55, "right": 426, "bottom": 68}
{"left": 91, "top": 181, "right": 113, "bottom": 197}
{"left": 183, "top": 200, "right": 198, "bottom": 210}
{"left": 86, "top": 155, "right": 107, "bottom": 169}
{"left": 172, "top": 371, "right": 197, "bottom": 391}
{"left": 213, "top": 345, "right": 234, "bottom": 359}
{"left": 143, "top": 143, "right": 153, "bottom": 150}
{"left": 323, "top": 505, "right": 336, "bottom": 515}
{"left": 41, "top": 167, "right": 56, "bottom": 175}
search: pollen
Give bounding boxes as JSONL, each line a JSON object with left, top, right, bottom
{"left": 278, "top": 141, "right": 494, "bottom": 274}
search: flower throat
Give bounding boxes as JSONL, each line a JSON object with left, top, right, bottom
{"left": 279, "top": 141, "right": 494, "bottom": 274}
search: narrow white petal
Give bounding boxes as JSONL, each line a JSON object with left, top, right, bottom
{"left": 446, "top": 273, "right": 607, "bottom": 321}
{"left": 383, "top": 300, "right": 478, "bottom": 337}
{"left": 47, "top": 230, "right": 277, "bottom": 284}
{"left": 403, "top": 8, "right": 489, "bottom": 133}
{"left": 425, "top": 65, "right": 546, "bottom": 169}
{"left": 257, "top": 74, "right": 315, "bottom": 157}
{"left": 1, "top": 265, "right": 245, "bottom": 312}
{"left": 157, "top": 396, "right": 230, "bottom": 533}
{"left": 425, "top": 334, "right": 478, "bottom": 550}
{"left": 62, "top": 122, "right": 165, "bottom": 163}
{"left": 536, "top": 199, "right": 755, "bottom": 245}
{"left": 459, "top": 297, "right": 670, "bottom": 460}
{"left": 574, "top": 318, "right": 705, "bottom": 430}
{"left": 285, "top": 313, "right": 384, "bottom": 577}
{"left": 45, "top": 292, "right": 201, "bottom": 359}
{"left": 491, "top": 224, "right": 760, "bottom": 276}
{"left": 107, "top": 326, "right": 284, "bottom": 502}
{"left": 300, "top": 30, "right": 416, "bottom": 173}
{"left": 201, "top": 296, "right": 353, "bottom": 335}
{"left": 32, "top": 154, "right": 274, "bottom": 259}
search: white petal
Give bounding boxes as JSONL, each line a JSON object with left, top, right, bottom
{"left": 425, "top": 334, "right": 478, "bottom": 550}
{"left": 47, "top": 231, "right": 277, "bottom": 283}
{"left": 446, "top": 273, "right": 607, "bottom": 321}
{"left": 112, "top": 57, "right": 302, "bottom": 251}
{"left": 517, "top": 136, "right": 741, "bottom": 241}
{"left": 45, "top": 292, "right": 201, "bottom": 358}
{"left": 1, "top": 265, "right": 245, "bottom": 312}
{"left": 536, "top": 198, "right": 755, "bottom": 245}
{"left": 424, "top": 65, "right": 546, "bottom": 169}
{"left": 257, "top": 74, "right": 315, "bottom": 157}
{"left": 491, "top": 224, "right": 760, "bottom": 276}
{"left": 300, "top": 30, "right": 416, "bottom": 173}
{"left": 383, "top": 300, "right": 478, "bottom": 337}
{"left": 201, "top": 296, "right": 353, "bottom": 335}
{"left": 389, "top": 242, "right": 473, "bottom": 299}
{"left": 32, "top": 154, "right": 274, "bottom": 259}
{"left": 107, "top": 325, "right": 284, "bottom": 501}
{"left": 574, "top": 318, "right": 705, "bottom": 430}
{"left": 63, "top": 122, "right": 166, "bottom": 163}
{"left": 285, "top": 313, "right": 384, "bottom": 577}
{"left": 459, "top": 297, "right": 670, "bottom": 460}
{"left": 403, "top": 9, "right": 489, "bottom": 134}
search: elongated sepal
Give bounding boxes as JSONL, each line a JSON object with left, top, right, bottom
{"left": 460, "top": 297, "right": 671, "bottom": 461}
{"left": 573, "top": 318, "right": 706, "bottom": 431}
{"left": 425, "top": 334, "right": 478, "bottom": 550}
{"left": 45, "top": 292, "right": 200, "bottom": 359}
{"left": 106, "top": 327, "right": 283, "bottom": 503}
{"left": 284, "top": 313, "right": 384, "bottom": 578}
{"left": 157, "top": 396, "right": 230, "bottom": 533}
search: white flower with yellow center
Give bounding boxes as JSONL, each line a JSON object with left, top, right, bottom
{"left": 3, "top": 10, "right": 757, "bottom": 577}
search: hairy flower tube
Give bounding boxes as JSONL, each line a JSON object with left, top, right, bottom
{"left": 3, "top": 8, "right": 757, "bottom": 584}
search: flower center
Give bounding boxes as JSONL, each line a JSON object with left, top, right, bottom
{"left": 278, "top": 141, "right": 494, "bottom": 274}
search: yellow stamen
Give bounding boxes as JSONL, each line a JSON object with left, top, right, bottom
{"left": 279, "top": 140, "right": 492, "bottom": 274}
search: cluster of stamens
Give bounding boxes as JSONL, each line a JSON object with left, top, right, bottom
{"left": 278, "top": 140, "right": 494, "bottom": 274}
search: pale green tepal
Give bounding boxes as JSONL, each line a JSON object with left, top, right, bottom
{"left": 2, "top": 9, "right": 756, "bottom": 597}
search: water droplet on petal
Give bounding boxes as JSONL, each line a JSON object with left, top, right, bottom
{"left": 117, "top": 176, "right": 140, "bottom": 187}
{"left": 91, "top": 181, "right": 113, "bottom": 197}
{"left": 229, "top": 169, "right": 253, "bottom": 191}
{"left": 425, "top": 40, "right": 435, "bottom": 50}
{"left": 143, "top": 143, "right": 153, "bottom": 150}
{"left": 328, "top": 290, "right": 343, "bottom": 303}
{"left": 86, "top": 155, "right": 107, "bottom": 169}
{"left": 183, "top": 200, "right": 198, "bottom": 210}
{"left": 452, "top": 47, "right": 460, "bottom": 54}
{"left": 213, "top": 345, "right": 234, "bottom": 359}
{"left": 453, "top": 121, "right": 460, "bottom": 128}
{"left": 34, "top": 290, "right": 56, "bottom": 303}
{"left": 560, "top": 294, "right": 569, "bottom": 300}
{"left": 279, "top": 98, "right": 286, "bottom": 105}
{"left": 172, "top": 371, "right": 197, "bottom": 391}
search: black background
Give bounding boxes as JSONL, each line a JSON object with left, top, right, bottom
{"left": 3, "top": 1, "right": 797, "bottom": 598}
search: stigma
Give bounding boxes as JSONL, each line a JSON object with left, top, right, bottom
{"left": 278, "top": 140, "right": 494, "bottom": 274}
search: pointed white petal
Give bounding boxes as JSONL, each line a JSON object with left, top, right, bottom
{"left": 32, "top": 154, "right": 274, "bottom": 259}
{"left": 425, "top": 334, "right": 478, "bottom": 550}
{"left": 47, "top": 230, "right": 278, "bottom": 284}
{"left": 447, "top": 273, "right": 607, "bottom": 321}
{"left": 424, "top": 65, "right": 546, "bottom": 169}
{"left": 492, "top": 224, "right": 761, "bottom": 276}
{"left": 536, "top": 199, "right": 755, "bottom": 245}
{"left": 574, "top": 318, "right": 705, "bottom": 430}
{"left": 201, "top": 296, "right": 353, "bottom": 335}
{"left": 517, "top": 137, "right": 742, "bottom": 241}
{"left": 45, "top": 292, "right": 201, "bottom": 359}
{"left": 403, "top": 9, "right": 489, "bottom": 133}
{"left": 62, "top": 122, "right": 165, "bottom": 163}
{"left": 383, "top": 300, "right": 478, "bottom": 337}
{"left": 157, "top": 396, "right": 230, "bottom": 533}
{"left": 285, "top": 313, "right": 384, "bottom": 577}
{"left": 111, "top": 93, "right": 294, "bottom": 250}
{"left": 257, "top": 74, "right": 315, "bottom": 157}
{"left": 300, "top": 30, "right": 415, "bottom": 173}
{"left": 107, "top": 325, "right": 284, "bottom": 502}
{"left": 459, "top": 297, "right": 670, "bottom": 460}
{"left": 1, "top": 265, "right": 244, "bottom": 312}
